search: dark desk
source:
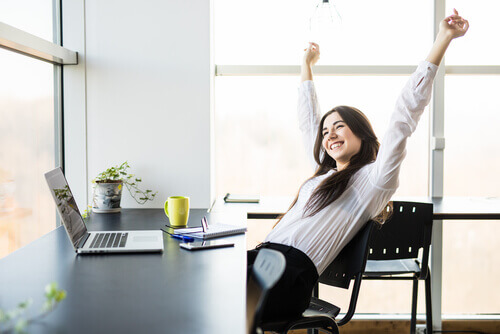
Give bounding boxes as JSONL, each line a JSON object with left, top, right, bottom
{"left": 0, "top": 209, "right": 246, "bottom": 334}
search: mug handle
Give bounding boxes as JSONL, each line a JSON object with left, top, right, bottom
{"left": 164, "top": 200, "right": 169, "bottom": 217}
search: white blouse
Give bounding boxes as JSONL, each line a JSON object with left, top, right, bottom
{"left": 265, "top": 61, "right": 439, "bottom": 275}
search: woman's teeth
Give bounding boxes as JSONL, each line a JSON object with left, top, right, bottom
{"left": 330, "top": 142, "right": 342, "bottom": 150}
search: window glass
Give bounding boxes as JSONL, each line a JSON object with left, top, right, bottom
{"left": 215, "top": 75, "right": 429, "bottom": 198}
{"left": 443, "top": 76, "right": 500, "bottom": 197}
{"left": 445, "top": 1, "right": 500, "bottom": 65}
{"left": 0, "top": 48, "right": 56, "bottom": 259}
{"left": 442, "top": 76, "right": 500, "bottom": 314}
{"left": 214, "top": 0, "right": 432, "bottom": 65}
{"left": 0, "top": 0, "right": 53, "bottom": 41}
{"left": 442, "top": 220, "right": 500, "bottom": 314}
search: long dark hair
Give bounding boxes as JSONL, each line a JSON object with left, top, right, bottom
{"left": 277, "top": 106, "right": 385, "bottom": 224}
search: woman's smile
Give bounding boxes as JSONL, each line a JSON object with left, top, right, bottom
{"left": 329, "top": 141, "right": 344, "bottom": 150}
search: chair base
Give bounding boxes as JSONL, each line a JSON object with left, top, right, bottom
{"left": 261, "top": 296, "right": 341, "bottom": 333}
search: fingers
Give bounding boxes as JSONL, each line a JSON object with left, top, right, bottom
{"left": 444, "top": 11, "right": 468, "bottom": 30}
{"left": 304, "top": 42, "right": 320, "bottom": 53}
{"left": 445, "top": 14, "right": 462, "bottom": 23}
{"left": 461, "top": 19, "right": 470, "bottom": 33}
{"left": 441, "top": 8, "right": 469, "bottom": 37}
{"left": 446, "top": 9, "right": 467, "bottom": 25}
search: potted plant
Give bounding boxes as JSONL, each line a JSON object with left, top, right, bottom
{"left": 92, "top": 161, "right": 157, "bottom": 213}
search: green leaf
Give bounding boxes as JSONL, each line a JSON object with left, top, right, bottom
{"left": 14, "top": 318, "right": 28, "bottom": 334}
{"left": 55, "top": 290, "right": 67, "bottom": 302}
{"left": 17, "top": 300, "right": 32, "bottom": 310}
{"left": 45, "top": 284, "right": 56, "bottom": 298}
{"left": 0, "top": 309, "right": 9, "bottom": 322}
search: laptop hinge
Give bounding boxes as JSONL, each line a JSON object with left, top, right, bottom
{"left": 77, "top": 233, "right": 91, "bottom": 249}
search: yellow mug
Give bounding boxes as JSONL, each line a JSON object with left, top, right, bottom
{"left": 164, "top": 196, "right": 190, "bottom": 227}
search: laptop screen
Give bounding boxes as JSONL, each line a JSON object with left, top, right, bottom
{"left": 45, "top": 167, "right": 88, "bottom": 248}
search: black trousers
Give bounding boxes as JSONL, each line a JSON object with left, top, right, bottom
{"left": 247, "top": 242, "right": 319, "bottom": 321}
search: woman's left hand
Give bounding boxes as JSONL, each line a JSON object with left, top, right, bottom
{"left": 440, "top": 8, "right": 469, "bottom": 39}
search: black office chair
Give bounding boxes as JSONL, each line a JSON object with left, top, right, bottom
{"left": 260, "top": 221, "right": 375, "bottom": 334}
{"left": 247, "top": 248, "right": 286, "bottom": 334}
{"left": 363, "top": 201, "right": 433, "bottom": 334}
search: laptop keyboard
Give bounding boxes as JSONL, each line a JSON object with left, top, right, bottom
{"left": 89, "top": 232, "right": 128, "bottom": 248}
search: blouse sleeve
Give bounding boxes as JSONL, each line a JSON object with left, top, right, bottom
{"left": 298, "top": 80, "right": 322, "bottom": 168}
{"left": 369, "top": 61, "right": 439, "bottom": 190}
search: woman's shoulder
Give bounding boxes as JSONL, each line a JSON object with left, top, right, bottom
{"left": 349, "top": 162, "right": 376, "bottom": 185}
{"left": 357, "top": 162, "right": 375, "bottom": 175}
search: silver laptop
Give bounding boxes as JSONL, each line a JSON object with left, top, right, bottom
{"left": 45, "top": 167, "right": 164, "bottom": 254}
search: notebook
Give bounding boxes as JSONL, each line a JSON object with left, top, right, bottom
{"left": 223, "top": 193, "right": 260, "bottom": 203}
{"left": 173, "top": 216, "right": 247, "bottom": 240}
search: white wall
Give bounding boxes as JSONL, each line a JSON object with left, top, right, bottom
{"left": 63, "top": 0, "right": 214, "bottom": 209}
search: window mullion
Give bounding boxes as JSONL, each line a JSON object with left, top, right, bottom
{"left": 430, "top": 0, "right": 446, "bottom": 331}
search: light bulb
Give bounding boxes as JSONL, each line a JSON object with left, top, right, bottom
{"left": 309, "top": 0, "right": 342, "bottom": 48}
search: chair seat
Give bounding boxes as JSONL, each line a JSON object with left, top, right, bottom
{"left": 307, "top": 297, "right": 341, "bottom": 318}
{"left": 364, "top": 259, "right": 421, "bottom": 276}
{"left": 260, "top": 297, "right": 340, "bottom": 332}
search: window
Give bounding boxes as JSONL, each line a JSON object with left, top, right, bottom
{"left": 0, "top": 49, "right": 56, "bottom": 258}
{"left": 0, "top": 0, "right": 53, "bottom": 40}
{"left": 445, "top": 1, "right": 500, "bottom": 65}
{"left": 442, "top": 76, "right": 500, "bottom": 314}
{"left": 0, "top": 1, "right": 65, "bottom": 258}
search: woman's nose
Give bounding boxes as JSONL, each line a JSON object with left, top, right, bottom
{"left": 328, "top": 130, "right": 337, "bottom": 139}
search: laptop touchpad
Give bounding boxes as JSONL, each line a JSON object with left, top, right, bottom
{"left": 133, "top": 236, "right": 159, "bottom": 242}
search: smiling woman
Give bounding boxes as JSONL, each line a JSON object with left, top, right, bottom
{"left": 246, "top": 9, "right": 469, "bottom": 321}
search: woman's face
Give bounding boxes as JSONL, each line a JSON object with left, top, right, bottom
{"left": 321, "top": 112, "right": 362, "bottom": 171}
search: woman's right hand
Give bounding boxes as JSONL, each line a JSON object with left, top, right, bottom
{"left": 303, "top": 42, "right": 320, "bottom": 67}
{"left": 439, "top": 8, "right": 469, "bottom": 40}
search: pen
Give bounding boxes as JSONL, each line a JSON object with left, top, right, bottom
{"left": 160, "top": 228, "right": 195, "bottom": 242}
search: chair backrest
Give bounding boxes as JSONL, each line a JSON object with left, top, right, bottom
{"left": 247, "top": 248, "right": 286, "bottom": 334}
{"left": 368, "top": 201, "right": 433, "bottom": 276}
{"left": 318, "top": 220, "right": 375, "bottom": 326}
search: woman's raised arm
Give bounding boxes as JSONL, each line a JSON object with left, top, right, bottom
{"left": 369, "top": 10, "right": 468, "bottom": 191}
{"left": 298, "top": 42, "right": 322, "bottom": 168}
{"left": 426, "top": 8, "right": 469, "bottom": 66}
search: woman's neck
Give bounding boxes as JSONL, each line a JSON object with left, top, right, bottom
{"left": 336, "top": 161, "right": 348, "bottom": 171}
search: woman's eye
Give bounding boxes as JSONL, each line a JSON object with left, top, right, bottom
{"left": 322, "top": 132, "right": 328, "bottom": 137}
{"left": 336, "top": 125, "right": 344, "bottom": 130}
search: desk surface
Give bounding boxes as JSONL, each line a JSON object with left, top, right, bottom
{"left": 212, "top": 196, "right": 500, "bottom": 220}
{"left": 0, "top": 209, "right": 246, "bottom": 334}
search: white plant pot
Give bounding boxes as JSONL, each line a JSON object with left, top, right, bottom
{"left": 92, "top": 181, "right": 123, "bottom": 213}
